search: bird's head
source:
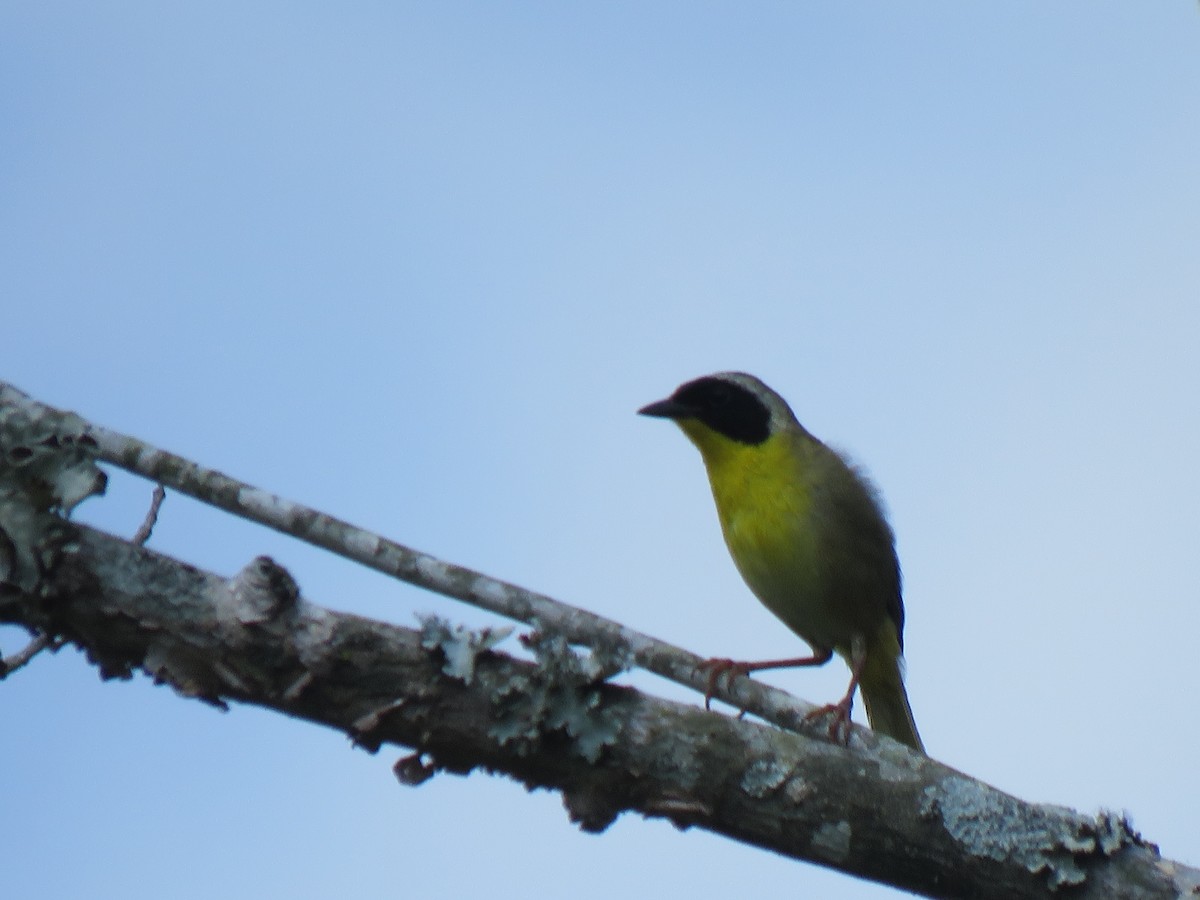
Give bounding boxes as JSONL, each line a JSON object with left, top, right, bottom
{"left": 638, "top": 372, "right": 803, "bottom": 461}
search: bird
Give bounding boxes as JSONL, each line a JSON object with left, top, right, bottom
{"left": 639, "top": 372, "right": 923, "bottom": 752}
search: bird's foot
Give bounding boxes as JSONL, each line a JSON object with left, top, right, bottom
{"left": 696, "top": 657, "right": 753, "bottom": 711}
{"left": 803, "top": 695, "right": 854, "bottom": 746}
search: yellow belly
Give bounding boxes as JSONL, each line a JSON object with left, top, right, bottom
{"left": 722, "top": 498, "right": 845, "bottom": 652}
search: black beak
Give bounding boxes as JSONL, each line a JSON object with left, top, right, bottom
{"left": 638, "top": 397, "right": 693, "bottom": 419}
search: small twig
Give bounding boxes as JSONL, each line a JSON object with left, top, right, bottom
{"left": 131, "top": 485, "right": 166, "bottom": 546}
{"left": 0, "top": 633, "right": 53, "bottom": 679}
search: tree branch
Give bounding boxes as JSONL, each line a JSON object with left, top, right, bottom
{"left": 0, "top": 631, "right": 53, "bottom": 678}
{"left": 1, "top": 516, "right": 1186, "bottom": 899}
{"left": 2, "top": 380, "right": 1198, "bottom": 898}
{"left": 0, "top": 380, "right": 815, "bottom": 736}
{"left": 131, "top": 484, "right": 165, "bottom": 546}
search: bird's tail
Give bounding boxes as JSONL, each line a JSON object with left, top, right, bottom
{"left": 859, "top": 647, "right": 924, "bottom": 753}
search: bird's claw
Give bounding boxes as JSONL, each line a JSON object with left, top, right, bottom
{"left": 803, "top": 695, "right": 854, "bottom": 745}
{"left": 696, "top": 657, "right": 752, "bottom": 711}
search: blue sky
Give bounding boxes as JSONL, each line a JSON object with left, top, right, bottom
{"left": 3, "top": 4, "right": 1199, "bottom": 898}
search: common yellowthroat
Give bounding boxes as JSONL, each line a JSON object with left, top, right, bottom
{"left": 640, "top": 372, "right": 923, "bottom": 752}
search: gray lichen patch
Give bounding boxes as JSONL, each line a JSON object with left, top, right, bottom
{"left": 740, "top": 756, "right": 793, "bottom": 799}
{"left": 416, "top": 619, "right": 627, "bottom": 766}
{"left": 419, "top": 615, "right": 513, "bottom": 684}
{"left": 0, "top": 388, "right": 108, "bottom": 593}
{"left": 922, "top": 775, "right": 1141, "bottom": 890}
{"left": 811, "top": 820, "right": 853, "bottom": 863}
{"left": 491, "top": 630, "right": 623, "bottom": 763}
{"left": 0, "top": 387, "right": 107, "bottom": 516}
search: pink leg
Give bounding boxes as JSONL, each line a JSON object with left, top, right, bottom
{"left": 698, "top": 648, "right": 834, "bottom": 710}
{"left": 802, "top": 640, "right": 867, "bottom": 745}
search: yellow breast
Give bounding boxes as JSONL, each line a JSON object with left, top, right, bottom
{"left": 680, "top": 422, "right": 843, "bottom": 649}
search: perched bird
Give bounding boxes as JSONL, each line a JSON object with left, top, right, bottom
{"left": 639, "top": 372, "right": 923, "bottom": 752}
